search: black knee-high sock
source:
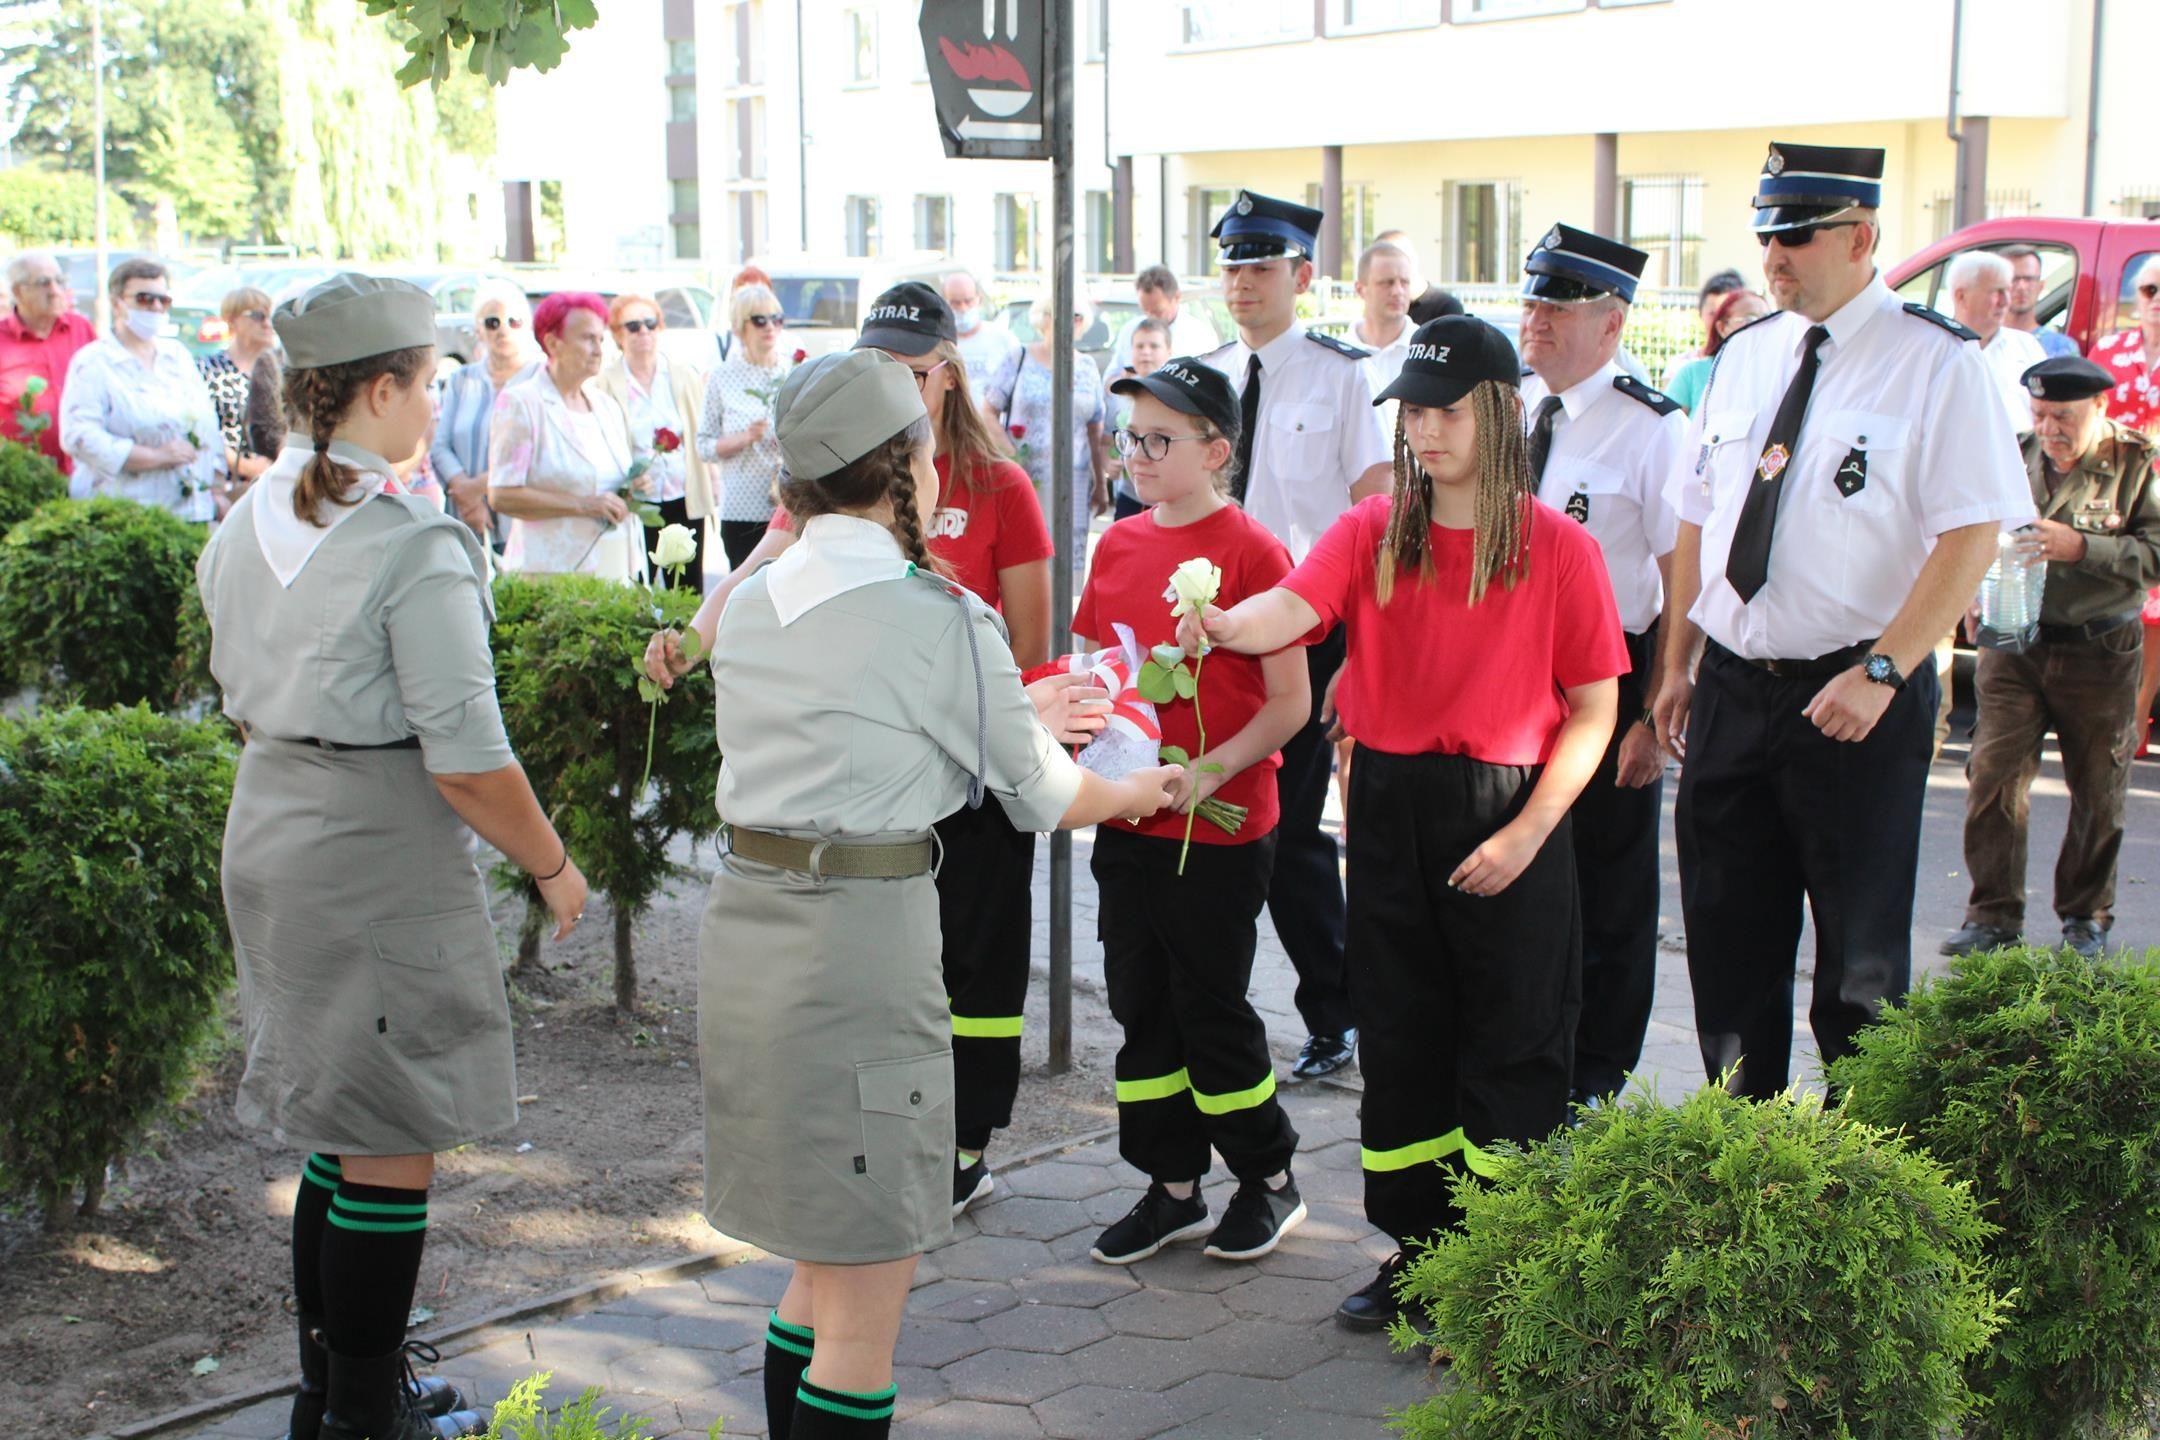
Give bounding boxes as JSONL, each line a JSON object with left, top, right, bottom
{"left": 319, "top": 1179, "right": 428, "bottom": 1358}
{"left": 762, "top": 1315, "right": 814, "bottom": 1440}
{"left": 293, "top": 1153, "right": 340, "bottom": 1317}
{"left": 791, "top": 1378, "right": 896, "bottom": 1439}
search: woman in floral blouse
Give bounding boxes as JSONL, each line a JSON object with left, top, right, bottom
{"left": 697, "top": 283, "right": 791, "bottom": 571}
{"left": 198, "top": 286, "right": 278, "bottom": 518}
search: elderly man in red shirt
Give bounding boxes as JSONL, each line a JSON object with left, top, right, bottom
{"left": 2, "top": 252, "right": 95, "bottom": 475}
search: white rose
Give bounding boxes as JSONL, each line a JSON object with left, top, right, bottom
{"left": 1149, "top": 643, "right": 1186, "bottom": 670}
{"left": 1163, "top": 557, "right": 1223, "bottom": 619}
{"left": 651, "top": 523, "right": 698, "bottom": 570}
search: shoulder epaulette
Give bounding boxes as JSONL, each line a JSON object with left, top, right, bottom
{"left": 1306, "top": 330, "right": 1370, "bottom": 361}
{"left": 1613, "top": 373, "right": 1681, "bottom": 416}
{"left": 1903, "top": 302, "right": 1980, "bottom": 342}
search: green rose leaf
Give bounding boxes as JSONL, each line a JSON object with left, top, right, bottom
{"left": 1136, "top": 662, "right": 1177, "bottom": 705}
{"left": 631, "top": 502, "right": 664, "bottom": 529}
{"left": 1171, "top": 668, "right": 1198, "bottom": 700}
{"left": 636, "top": 677, "right": 662, "bottom": 704}
{"left": 1198, "top": 761, "right": 1224, "bottom": 774}
{"left": 1157, "top": 745, "right": 1190, "bottom": 767}
{"left": 678, "top": 627, "right": 704, "bottom": 661}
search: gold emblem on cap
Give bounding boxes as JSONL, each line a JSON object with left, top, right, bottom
{"left": 1766, "top": 150, "right": 1786, "bottom": 176}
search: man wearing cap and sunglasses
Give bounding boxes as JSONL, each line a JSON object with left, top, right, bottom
{"left": 1199, "top": 188, "right": 1394, "bottom": 1083}
{"left": 1517, "top": 223, "right": 1687, "bottom": 1112}
{"left": 1652, "top": 142, "right": 2033, "bottom": 1100}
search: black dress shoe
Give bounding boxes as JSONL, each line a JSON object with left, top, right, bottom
{"left": 2060, "top": 918, "right": 2105, "bottom": 958}
{"left": 1291, "top": 1029, "right": 1358, "bottom": 1081}
{"left": 1337, "top": 1251, "right": 1408, "bottom": 1332}
{"left": 1939, "top": 922, "right": 2021, "bottom": 957}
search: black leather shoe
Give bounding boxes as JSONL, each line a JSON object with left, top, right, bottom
{"left": 1291, "top": 1029, "right": 1358, "bottom": 1081}
{"left": 284, "top": 1316, "right": 328, "bottom": 1440}
{"left": 2061, "top": 918, "right": 2105, "bottom": 958}
{"left": 1940, "top": 922, "right": 2021, "bottom": 957}
{"left": 1337, "top": 1252, "right": 1407, "bottom": 1332}
{"left": 321, "top": 1346, "right": 487, "bottom": 1440}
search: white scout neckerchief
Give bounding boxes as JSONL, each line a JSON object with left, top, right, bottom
{"left": 764, "top": 513, "right": 914, "bottom": 626}
{"left": 252, "top": 434, "right": 398, "bottom": 588}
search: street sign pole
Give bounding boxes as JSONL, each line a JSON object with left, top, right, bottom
{"left": 1045, "top": 0, "right": 1075, "bottom": 1075}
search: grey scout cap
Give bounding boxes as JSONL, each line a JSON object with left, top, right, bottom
{"left": 776, "top": 349, "right": 929, "bottom": 480}
{"left": 273, "top": 273, "right": 437, "bottom": 369}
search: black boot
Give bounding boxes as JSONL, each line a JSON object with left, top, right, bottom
{"left": 284, "top": 1316, "right": 328, "bottom": 1440}
{"left": 397, "top": 1340, "right": 468, "bottom": 1419}
{"left": 320, "top": 1346, "right": 488, "bottom": 1440}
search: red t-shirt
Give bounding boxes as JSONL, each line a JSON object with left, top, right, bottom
{"left": 1072, "top": 503, "right": 1294, "bottom": 844}
{"left": 768, "top": 454, "right": 1052, "bottom": 610}
{"left": 1282, "top": 494, "right": 1628, "bottom": 765}
{"left": 0, "top": 309, "right": 95, "bottom": 475}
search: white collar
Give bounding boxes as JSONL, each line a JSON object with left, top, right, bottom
{"left": 251, "top": 435, "right": 397, "bottom": 587}
{"left": 1808, "top": 271, "right": 1896, "bottom": 355}
{"left": 1235, "top": 321, "right": 1307, "bottom": 371}
{"left": 1354, "top": 317, "right": 1413, "bottom": 353}
{"left": 763, "top": 513, "right": 912, "bottom": 626}
{"left": 1553, "top": 360, "right": 1621, "bottom": 421}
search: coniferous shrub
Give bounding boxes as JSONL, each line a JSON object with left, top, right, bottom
{"left": 0, "top": 439, "right": 68, "bottom": 535}
{"left": 1389, "top": 1084, "right": 2006, "bottom": 1440}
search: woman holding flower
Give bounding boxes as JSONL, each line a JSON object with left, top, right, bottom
{"left": 1072, "top": 356, "right": 1311, "bottom": 1267}
{"left": 598, "top": 292, "right": 713, "bottom": 590}
{"left": 1181, "top": 316, "right": 1625, "bottom": 1333}
{"left": 487, "top": 291, "right": 639, "bottom": 579}
{"left": 697, "top": 282, "right": 791, "bottom": 572}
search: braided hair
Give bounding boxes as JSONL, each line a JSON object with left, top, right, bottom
{"left": 1373, "top": 380, "right": 1535, "bottom": 608}
{"left": 775, "top": 413, "right": 948, "bottom": 575}
{"left": 279, "top": 347, "right": 430, "bottom": 526}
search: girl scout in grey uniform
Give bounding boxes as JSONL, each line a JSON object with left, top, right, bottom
{"left": 645, "top": 349, "right": 1178, "bottom": 1439}
{"left": 197, "top": 274, "right": 590, "bottom": 1440}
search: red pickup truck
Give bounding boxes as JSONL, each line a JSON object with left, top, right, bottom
{"left": 1887, "top": 216, "right": 2160, "bottom": 353}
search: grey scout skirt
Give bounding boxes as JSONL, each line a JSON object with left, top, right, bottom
{"left": 699, "top": 845, "right": 955, "bottom": 1264}
{"left": 222, "top": 737, "right": 518, "bottom": 1156}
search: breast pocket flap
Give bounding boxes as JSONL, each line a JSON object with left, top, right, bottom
{"left": 856, "top": 1051, "right": 955, "bottom": 1117}
{"left": 1267, "top": 401, "right": 1335, "bottom": 436}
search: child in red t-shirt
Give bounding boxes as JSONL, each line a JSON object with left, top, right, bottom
{"left": 1072, "top": 357, "right": 1312, "bottom": 1267}
{"left": 1184, "top": 317, "right": 1626, "bottom": 1331}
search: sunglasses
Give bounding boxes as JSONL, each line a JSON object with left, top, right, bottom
{"left": 1113, "top": 428, "right": 1213, "bottom": 460}
{"left": 239, "top": 309, "right": 268, "bottom": 323}
{"left": 747, "top": 313, "right": 785, "bottom": 330}
{"left": 1758, "top": 220, "right": 1863, "bottom": 250}
{"left": 2139, "top": 284, "right": 2160, "bottom": 301}
{"left": 481, "top": 315, "right": 525, "bottom": 331}
{"left": 619, "top": 317, "right": 661, "bottom": 334}
{"left": 128, "top": 292, "right": 174, "bottom": 310}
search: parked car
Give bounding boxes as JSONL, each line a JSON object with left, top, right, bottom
{"left": 172, "top": 262, "right": 516, "bottom": 381}
{"left": 1886, "top": 215, "right": 2160, "bottom": 354}
{"left": 514, "top": 270, "right": 722, "bottom": 375}
{"left": 749, "top": 253, "right": 964, "bottom": 361}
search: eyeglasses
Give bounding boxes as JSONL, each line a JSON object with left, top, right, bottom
{"left": 127, "top": 291, "right": 174, "bottom": 310}
{"left": 911, "top": 359, "right": 950, "bottom": 391}
{"left": 481, "top": 315, "right": 525, "bottom": 331}
{"left": 1758, "top": 220, "right": 1864, "bottom": 250}
{"left": 19, "top": 275, "right": 63, "bottom": 291}
{"left": 2139, "top": 284, "right": 2160, "bottom": 301}
{"left": 747, "top": 313, "right": 785, "bottom": 330}
{"left": 619, "top": 317, "right": 660, "bottom": 334}
{"left": 1112, "top": 428, "right": 1213, "bottom": 460}
{"left": 239, "top": 309, "right": 268, "bottom": 323}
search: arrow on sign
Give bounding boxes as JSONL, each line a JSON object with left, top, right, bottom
{"left": 956, "top": 117, "right": 1042, "bottom": 141}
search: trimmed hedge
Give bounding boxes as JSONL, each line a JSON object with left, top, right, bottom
{"left": 0, "top": 440, "right": 68, "bottom": 536}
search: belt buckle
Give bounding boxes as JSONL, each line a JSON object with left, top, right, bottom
{"left": 805, "top": 839, "right": 832, "bottom": 881}
{"left": 315, "top": 737, "right": 341, "bottom": 753}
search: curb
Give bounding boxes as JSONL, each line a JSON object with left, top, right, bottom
{"left": 100, "top": 1117, "right": 1126, "bottom": 1440}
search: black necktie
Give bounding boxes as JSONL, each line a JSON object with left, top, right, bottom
{"left": 1726, "top": 324, "right": 1830, "bottom": 603}
{"left": 1231, "top": 353, "right": 1262, "bottom": 504}
{"left": 1527, "top": 395, "right": 1564, "bottom": 484}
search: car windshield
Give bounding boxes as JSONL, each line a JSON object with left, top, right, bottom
{"left": 771, "top": 277, "right": 859, "bottom": 329}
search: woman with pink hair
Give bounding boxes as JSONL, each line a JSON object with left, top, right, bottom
{"left": 487, "top": 291, "right": 641, "bottom": 577}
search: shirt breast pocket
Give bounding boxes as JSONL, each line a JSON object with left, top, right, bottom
{"left": 1809, "top": 410, "right": 1908, "bottom": 517}
{"left": 1555, "top": 460, "right": 1633, "bottom": 526}
{"left": 1696, "top": 407, "right": 1759, "bottom": 503}
{"left": 1265, "top": 401, "right": 1338, "bottom": 480}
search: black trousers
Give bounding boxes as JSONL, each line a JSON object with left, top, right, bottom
{"left": 1093, "top": 827, "right": 1299, "bottom": 1183}
{"left": 719, "top": 518, "right": 769, "bottom": 573}
{"left": 1348, "top": 748, "right": 1580, "bottom": 1249}
{"left": 640, "top": 496, "right": 705, "bottom": 589}
{"left": 1567, "top": 628, "right": 1664, "bottom": 1099}
{"left": 1677, "top": 642, "right": 1936, "bottom": 1100}
{"left": 936, "top": 800, "right": 1038, "bottom": 1152}
{"left": 1262, "top": 627, "right": 1354, "bottom": 1038}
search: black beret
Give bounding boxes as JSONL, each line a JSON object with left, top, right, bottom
{"left": 2022, "top": 355, "right": 2114, "bottom": 402}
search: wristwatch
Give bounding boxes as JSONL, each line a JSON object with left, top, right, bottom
{"left": 1861, "top": 652, "right": 1907, "bottom": 690}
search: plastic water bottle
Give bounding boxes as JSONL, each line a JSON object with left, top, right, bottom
{"left": 1976, "top": 527, "right": 2047, "bottom": 652}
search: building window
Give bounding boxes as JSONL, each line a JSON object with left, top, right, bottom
{"left": 1086, "top": 0, "right": 1109, "bottom": 60}
{"left": 915, "top": 194, "right": 953, "bottom": 253}
{"left": 1178, "top": 1, "right": 1311, "bottom": 47}
{"left": 729, "top": 3, "right": 760, "bottom": 86}
{"left": 1085, "top": 190, "right": 1114, "bottom": 275}
{"left": 536, "top": 179, "right": 567, "bottom": 265}
{"left": 1327, "top": 0, "right": 1441, "bottom": 33}
{"left": 735, "top": 189, "right": 770, "bottom": 264}
{"left": 672, "top": 179, "right": 700, "bottom": 218}
{"left": 1456, "top": 0, "right": 1584, "bottom": 19}
{"left": 845, "top": 195, "right": 881, "bottom": 257}
{"left": 667, "top": 38, "right": 696, "bottom": 78}
{"left": 845, "top": 8, "right": 878, "bottom": 83}
{"left": 1305, "top": 181, "right": 1382, "bottom": 267}
{"left": 1622, "top": 174, "right": 1705, "bottom": 290}
{"left": 1189, "top": 186, "right": 1236, "bottom": 277}
{"left": 729, "top": 97, "right": 766, "bottom": 181}
{"left": 670, "top": 82, "right": 698, "bottom": 122}
{"left": 995, "top": 193, "right": 1039, "bottom": 273}
{"left": 1445, "top": 180, "right": 1522, "bottom": 285}
{"left": 674, "top": 224, "right": 702, "bottom": 260}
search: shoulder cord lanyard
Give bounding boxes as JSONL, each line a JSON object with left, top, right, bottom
{"left": 918, "top": 565, "right": 988, "bottom": 810}
{"left": 1693, "top": 344, "right": 1734, "bottom": 483}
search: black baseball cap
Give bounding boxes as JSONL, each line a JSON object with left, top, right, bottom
{"left": 854, "top": 281, "right": 956, "bottom": 357}
{"left": 1108, "top": 356, "right": 1241, "bottom": 440}
{"left": 1373, "top": 316, "right": 1520, "bottom": 410}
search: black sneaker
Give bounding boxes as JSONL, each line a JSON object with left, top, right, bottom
{"left": 1202, "top": 1175, "right": 1307, "bottom": 1261}
{"left": 952, "top": 1155, "right": 994, "bottom": 1217}
{"left": 1290, "top": 1029, "right": 1358, "bottom": 1081}
{"left": 2061, "top": 918, "right": 2105, "bottom": 959}
{"left": 1940, "top": 921, "right": 2021, "bottom": 957}
{"left": 1336, "top": 1252, "right": 1408, "bottom": 1332}
{"left": 1088, "top": 1183, "right": 1211, "bottom": 1265}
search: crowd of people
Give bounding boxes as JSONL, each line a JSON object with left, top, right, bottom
{"left": 4, "top": 133, "right": 2158, "bottom": 1440}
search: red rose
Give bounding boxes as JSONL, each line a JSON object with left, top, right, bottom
{"left": 1009, "top": 424, "right": 1027, "bottom": 440}
{"left": 792, "top": 348, "right": 807, "bottom": 364}
{"left": 652, "top": 426, "right": 681, "bottom": 454}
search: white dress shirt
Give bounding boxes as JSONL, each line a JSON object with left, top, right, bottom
{"left": 1353, "top": 316, "right": 1417, "bottom": 397}
{"left": 58, "top": 336, "right": 223, "bottom": 520}
{"left": 1670, "top": 273, "right": 2034, "bottom": 660}
{"left": 1203, "top": 322, "right": 1389, "bottom": 563}
{"left": 1522, "top": 362, "right": 1684, "bottom": 634}
{"left": 1975, "top": 324, "right": 2047, "bottom": 435}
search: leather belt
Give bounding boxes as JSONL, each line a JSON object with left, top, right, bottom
{"left": 2036, "top": 610, "right": 2141, "bottom": 645}
{"left": 1707, "top": 638, "right": 1875, "bottom": 681}
{"left": 279, "top": 734, "right": 422, "bottom": 753}
{"left": 726, "top": 826, "right": 935, "bottom": 879}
